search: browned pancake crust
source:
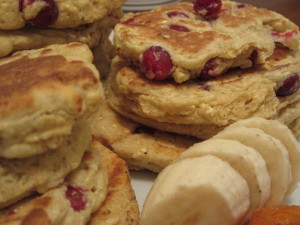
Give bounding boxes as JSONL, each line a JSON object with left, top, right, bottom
{"left": 88, "top": 99, "right": 197, "bottom": 172}
{"left": 0, "top": 55, "right": 97, "bottom": 117}
{"left": 88, "top": 139, "right": 139, "bottom": 225}
{"left": 114, "top": 1, "right": 299, "bottom": 82}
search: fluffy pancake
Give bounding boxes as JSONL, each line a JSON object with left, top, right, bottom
{"left": 114, "top": 1, "right": 299, "bottom": 83}
{"left": 0, "top": 140, "right": 108, "bottom": 225}
{"left": 0, "top": 10, "right": 120, "bottom": 58}
{"left": 0, "top": 43, "right": 104, "bottom": 158}
{"left": 0, "top": 0, "right": 124, "bottom": 30}
{"left": 0, "top": 119, "right": 91, "bottom": 209}
{"left": 0, "top": 140, "right": 139, "bottom": 225}
{"left": 106, "top": 56, "right": 279, "bottom": 139}
{"left": 88, "top": 99, "right": 197, "bottom": 172}
{"left": 88, "top": 140, "right": 139, "bottom": 225}
{"left": 257, "top": 47, "right": 300, "bottom": 134}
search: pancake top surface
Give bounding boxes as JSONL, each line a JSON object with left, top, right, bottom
{"left": 114, "top": 1, "right": 300, "bottom": 82}
{"left": 0, "top": 55, "right": 97, "bottom": 116}
{"left": 0, "top": 0, "right": 125, "bottom": 30}
{"left": 0, "top": 42, "right": 101, "bottom": 117}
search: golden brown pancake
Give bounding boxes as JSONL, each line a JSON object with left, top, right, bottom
{"left": 114, "top": 1, "right": 299, "bottom": 83}
{"left": 0, "top": 141, "right": 108, "bottom": 225}
{"left": 0, "top": 119, "right": 91, "bottom": 209}
{"left": 256, "top": 47, "right": 300, "bottom": 135}
{"left": 0, "top": 10, "right": 120, "bottom": 58}
{"left": 88, "top": 140, "right": 139, "bottom": 225}
{"left": 106, "top": 56, "right": 279, "bottom": 139}
{"left": 0, "top": 43, "right": 104, "bottom": 158}
{"left": 0, "top": 140, "right": 139, "bottom": 225}
{"left": 0, "top": 0, "right": 125, "bottom": 30}
{"left": 88, "top": 99, "right": 197, "bottom": 172}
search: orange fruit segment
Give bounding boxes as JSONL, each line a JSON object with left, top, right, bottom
{"left": 249, "top": 205, "right": 300, "bottom": 225}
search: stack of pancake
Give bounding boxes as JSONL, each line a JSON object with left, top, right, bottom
{"left": 0, "top": 43, "right": 139, "bottom": 225}
{"left": 89, "top": 1, "right": 300, "bottom": 171}
{"left": 0, "top": 0, "right": 125, "bottom": 77}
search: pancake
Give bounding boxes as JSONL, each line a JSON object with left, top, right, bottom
{"left": 0, "top": 119, "right": 91, "bottom": 209}
{"left": 114, "top": 1, "right": 299, "bottom": 83}
{"left": 88, "top": 99, "right": 197, "bottom": 172}
{"left": 106, "top": 56, "right": 279, "bottom": 139}
{"left": 0, "top": 140, "right": 139, "bottom": 225}
{"left": 88, "top": 140, "right": 139, "bottom": 225}
{"left": 257, "top": 47, "right": 300, "bottom": 134}
{"left": 0, "top": 141, "right": 108, "bottom": 225}
{"left": 0, "top": 0, "right": 125, "bottom": 30}
{"left": 0, "top": 43, "right": 104, "bottom": 158}
{"left": 0, "top": 10, "right": 120, "bottom": 58}
{"left": 92, "top": 31, "right": 117, "bottom": 79}
{"left": 275, "top": 98, "right": 300, "bottom": 135}
{"left": 259, "top": 47, "right": 300, "bottom": 105}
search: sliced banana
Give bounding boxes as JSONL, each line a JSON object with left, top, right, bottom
{"left": 228, "top": 117, "right": 300, "bottom": 195}
{"left": 213, "top": 126, "right": 292, "bottom": 206}
{"left": 180, "top": 139, "right": 270, "bottom": 224}
{"left": 140, "top": 155, "right": 250, "bottom": 225}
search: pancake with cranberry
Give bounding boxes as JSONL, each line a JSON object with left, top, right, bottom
{"left": 0, "top": 140, "right": 139, "bottom": 225}
{"left": 260, "top": 47, "right": 300, "bottom": 135}
{"left": 88, "top": 99, "right": 197, "bottom": 172}
{"left": 106, "top": 56, "right": 279, "bottom": 140}
{"left": 0, "top": 9, "right": 121, "bottom": 58}
{"left": 88, "top": 140, "right": 139, "bottom": 225}
{"left": 0, "top": 43, "right": 103, "bottom": 159}
{"left": 114, "top": 1, "right": 299, "bottom": 83}
{"left": 0, "top": 119, "right": 91, "bottom": 209}
{"left": 0, "top": 0, "right": 124, "bottom": 30}
{"left": 0, "top": 140, "right": 108, "bottom": 225}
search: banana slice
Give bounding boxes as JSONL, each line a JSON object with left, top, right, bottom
{"left": 180, "top": 139, "right": 270, "bottom": 224}
{"left": 140, "top": 155, "right": 250, "bottom": 225}
{"left": 228, "top": 117, "right": 300, "bottom": 195}
{"left": 213, "top": 126, "right": 292, "bottom": 206}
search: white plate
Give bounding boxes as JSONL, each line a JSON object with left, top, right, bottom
{"left": 130, "top": 139, "right": 300, "bottom": 211}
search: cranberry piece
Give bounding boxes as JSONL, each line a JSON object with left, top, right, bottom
{"left": 201, "top": 59, "right": 217, "bottom": 76}
{"left": 169, "top": 24, "right": 190, "bottom": 32}
{"left": 272, "top": 30, "right": 297, "bottom": 40}
{"left": 276, "top": 74, "right": 300, "bottom": 97}
{"left": 167, "top": 11, "right": 189, "bottom": 18}
{"left": 122, "top": 16, "right": 139, "bottom": 25}
{"left": 250, "top": 50, "right": 258, "bottom": 66}
{"left": 236, "top": 4, "right": 247, "bottom": 9}
{"left": 193, "top": 0, "right": 222, "bottom": 20}
{"left": 5, "top": 209, "right": 17, "bottom": 217}
{"left": 65, "top": 185, "right": 86, "bottom": 212}
{"left": 199, "top": 84, "right": 210, "bottom": 91}
{"left": 19, "top": 0, "right": 35, "bottom": 10}
{"left": 141, "top": 46, "right": 173, "bottom": 81}
{"left": 20, "top": 0, "right": 58, "bottom": 27}
{"left": 200, "top": 57, "right": 230, "bottom": 78}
